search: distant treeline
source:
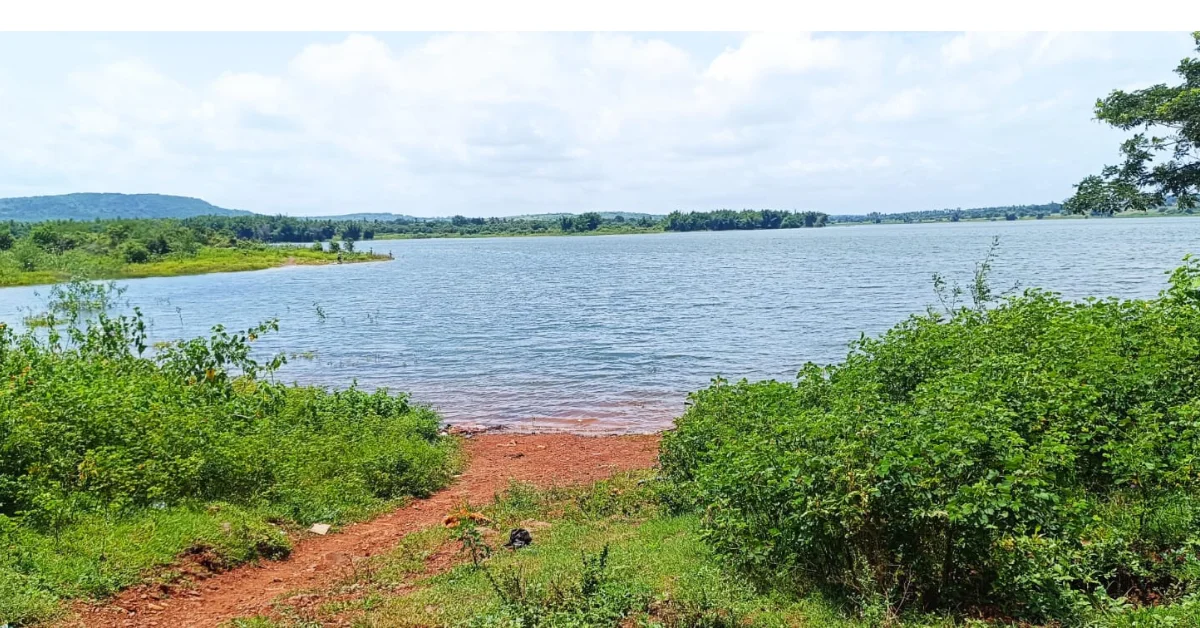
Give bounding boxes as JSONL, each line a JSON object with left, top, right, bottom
{"left": 831, "top": 203, "right": 1065, "bottom": 224}
{"left": 8, "top": 199, "right": 1183, "bottom": 254}
{"left": 183, "top": 212, "right": 664, "bottom": 240}
{"left": 664, "top": 209, "right": 828, "bottom": 231}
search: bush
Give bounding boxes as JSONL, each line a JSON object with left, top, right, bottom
{"left": 661, "top": 256, "right": 1200, "bottom": 623}
{"left": 0, "top": 282, "right": 457, "bottom": 622}
{"left": 120, "top": 240, "right": 150, "bottom": 263}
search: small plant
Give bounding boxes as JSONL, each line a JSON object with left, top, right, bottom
{"left": 931, "top": 236, "right": 1019, "bottom": 314}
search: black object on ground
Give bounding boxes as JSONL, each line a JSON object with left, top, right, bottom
{"left": 504, "top": 528, "right": 533, "bottom": 549}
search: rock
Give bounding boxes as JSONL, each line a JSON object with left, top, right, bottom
{"left": 445, "top": 423, "right": 494, "bottom": 438}
{"left": 504, "top": 528, "right": 533, "bottom": 550}
{"left": 309, "top": 523, "right": 331, "bottom": 535}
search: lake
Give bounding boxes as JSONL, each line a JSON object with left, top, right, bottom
{"left": 1, "top": 217, "right": 1198, "bottom": 433}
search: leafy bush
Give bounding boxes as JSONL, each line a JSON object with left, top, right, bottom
{"left": 119, "top": 240, "right": 150, "bottom": 263}
{"left": 0, "top": 281, "right": 457, "bottom": 623}
{"left": 661, "top": 256, "right": 1200, "bottom": 623}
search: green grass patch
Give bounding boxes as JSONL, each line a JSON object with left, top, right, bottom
{"left": 0, "top": 244, "right": 384, "bottom": 288}
{"left": 240, "top": 474, "right": 960, "bottom": 627}
{"left": 240, "top": 473, "right": 1200, "bottom": 627}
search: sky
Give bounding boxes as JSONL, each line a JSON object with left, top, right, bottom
{"left": 0, "top": 32, "right": 1194, "bottom": 217}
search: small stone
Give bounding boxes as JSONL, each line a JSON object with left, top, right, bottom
{"left": 309, "top": 523, "right": 331, "bottom": 535}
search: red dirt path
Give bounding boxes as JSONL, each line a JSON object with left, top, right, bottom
{"left": 68, "top": 433, "right": 661, "bottom": 628}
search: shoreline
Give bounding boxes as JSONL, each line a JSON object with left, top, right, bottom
{"left": 364, "top": 210, "right": 1196, "bottom": 240}
{"left": 0, "top": 249, "right": 390, "bottom": 289}
{"left": 5, "top": 212, "right": 1192, "bottom": 288}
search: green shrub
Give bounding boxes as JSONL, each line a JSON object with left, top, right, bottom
{"left": 0, "top": 282, "right": 457, "bottom": 624}
{"left": 120, "top": 240, "right": 150, "bottom": 263}
{"left": 661, "top": 256, "right": 1200, "bottom": 623}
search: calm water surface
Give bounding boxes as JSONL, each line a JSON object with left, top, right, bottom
{"left": 2, "top": 218, "right": 1198, "bottom": 432}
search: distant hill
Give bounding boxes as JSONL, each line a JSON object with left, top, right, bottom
{"left": 0, "top": 193, "right": 253, "bottom": 222}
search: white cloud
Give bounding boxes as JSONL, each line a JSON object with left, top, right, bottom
{"left": 942, "top": 31, "right": 1113, "bottom": 68}
{"left": 785, "top": 155, "right": 892, "bottom": 174}
{"left": 705, "top": 33, "right": 846, "bottom": 84}
{"left": 0, "top": 32, "right": 1188, "bottom": 214}
{"left": 941, "top": 32, "right": 1029, "bottom": 67}
{"left": 856, "top": 88, "right": 926, "bottom": 122}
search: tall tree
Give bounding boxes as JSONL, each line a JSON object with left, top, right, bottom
{"left": 1066, "top": 33, "right": 1200, "bottom": 215}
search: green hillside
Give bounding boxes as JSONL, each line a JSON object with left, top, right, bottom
{"left": 0, "top": 193, "right": 252, "bottom": 222}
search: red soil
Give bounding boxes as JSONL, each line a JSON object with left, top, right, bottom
{"left": 67, "top": 433, "right": 661, "bottom": 628}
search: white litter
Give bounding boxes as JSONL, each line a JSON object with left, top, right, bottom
{"left": 309, "top": 523, "right": 331, "bottom": 535}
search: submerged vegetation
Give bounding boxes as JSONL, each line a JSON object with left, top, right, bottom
{"left": 0, "top": 282, "right": 457, "bottom": 624}
{"left": 0, "top": 219, "right": 384, "bottom": 287}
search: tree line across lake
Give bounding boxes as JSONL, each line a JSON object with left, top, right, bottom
{"left": 1, "top": 196, "right": 1191, "bottom": 288}
{"left": 0, "top": 201, "right": 1129, "bottom": 256}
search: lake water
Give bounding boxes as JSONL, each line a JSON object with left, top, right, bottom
{"left": 1, "top": 218, "right": 1198, "bottom": 433}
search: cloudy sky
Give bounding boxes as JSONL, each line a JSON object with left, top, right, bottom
{"left": 0, "top": 32, "right": 1193, "bottom": 217}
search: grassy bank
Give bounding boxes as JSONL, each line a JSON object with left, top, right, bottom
{"left": 0, "top": 283, "right": 457, "bottom": 625}
{"left": 0, "top": 245, "right": 385, "bottom": 288}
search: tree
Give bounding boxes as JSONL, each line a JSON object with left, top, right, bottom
{"left": 0, "top": 226, "right": 12, "bottom": 251}
{"left": 121, "top": 241, "right": 151, "bottom": 264}
{"left": 577, "top": 212, "right": 602, "bottom": 231}
{"left": 341, "top": 223, "right": 363, "bottom": 240}
{"left": 1066, "top": 33, "right": 1200, "bottom": 215}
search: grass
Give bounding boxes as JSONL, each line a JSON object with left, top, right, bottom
{"left": 0, "top": 245, "right": 387, "bottom": 288}
{"left": 1, "top": 462, "right": 460, "bottom": 626}
{"left": 228, "top": 470, "right": 1200, "bottom": 628}
{"left": 227, "top": 473, "right": 966, "bottom": 628}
